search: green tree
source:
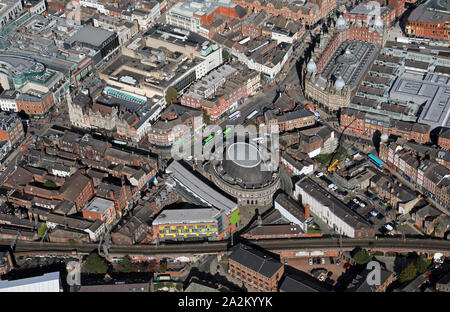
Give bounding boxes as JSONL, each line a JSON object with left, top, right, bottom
{"left": 165, "top": 87, "right": 179, "bottom": 105}
{"left": 399, "top": 262, "right": 417, "bottom": 284}
{"left": 353, "top": 249, "right": 372, "bottom": 265}
{"left": 222, "top": 49, "right": 229, "bottom": 61}
{"left": 202, "top": 109, "right": 210, "bottom": 124}
{"left": 414, "top": 255, "right": 429, "bottom": 275}
{"left": 118, "top": 256, "right": 132, "bottom": 273}
{"left": 43, "top": 180, "right": 57, "bottom": 189}
{"left": 37, "top": 223, "right": 47, "bottom": 238}
{"left": 84, "top": 253, "right": 108, "bottom": 274}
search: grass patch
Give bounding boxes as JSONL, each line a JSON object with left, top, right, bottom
{"left": 314, "top": 146, "right": 348, "bottom": 167}
{"left": 307, "top": 225, "right": 322, "bottom": 234}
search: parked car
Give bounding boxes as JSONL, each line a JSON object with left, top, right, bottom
{"left": 319, "top": 275, "right": 325, "bottom": 281}
{"left": 336, "top": 259, "right": 341, "bottom": 265}
{"left": 332, "top": 185, "right": 338, "bottom": 191}
{"left": 309, "top": 258, "right": 313, "bottom": 265}
{"left": 321, "top": 258, "right": 325, "bottom": 264}
{"left": 329, "top": 257, "right": 334, "bottom": 264}
{"left": 328, "top": 183, "right": 336, "bottom": 190}
{"left": 369, "top": 194, "right": 377, "bottom": 200}
{"left": 384, "top": 223, "right": 394, "bottom": 231}
{"left": 316, "top": 172, "right": 324, "bottom": 178}
{"left": 353, "top": 198, "right": 361, "bottom": 205}
{"left": 359, "top": 201, "right": 367, "bottom": 208}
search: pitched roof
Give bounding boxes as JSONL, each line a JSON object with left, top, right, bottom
{"left": 229, "top": 244, "right": 282, "bottom": 279}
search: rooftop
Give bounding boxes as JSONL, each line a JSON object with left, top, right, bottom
{"left": 229, "top": 244, "right": 282, "bottom": 279}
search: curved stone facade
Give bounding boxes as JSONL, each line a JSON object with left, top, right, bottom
{"left": 209, "top": 168, "right": 280, "bottom": 207}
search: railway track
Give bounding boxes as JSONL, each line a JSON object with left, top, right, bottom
{"left": 2, "top": 238, "right": 450, "bottom": 256}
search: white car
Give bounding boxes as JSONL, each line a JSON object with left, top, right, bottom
{"left": 316, "top": 172, "right": 324, "bottom": 178}
{"left": 309, "top": 258, "right": 313, "bottom": 265}
{"left": 332, "top": 186, "right": 338, "bottom": 191}
{"left": 384, "top": 224, "right": 394, "bottom": 231}
{"left": 328, "top": 184, "right": 336, "bottom": 189}
{"left": 353, "top": 198, "right": 361, "bottom": 205}
{"left": 319, "top": 275, "right": 325, "bottom": 281}
{"left": 359, "top": 202, "right": 366, "bottom": 208}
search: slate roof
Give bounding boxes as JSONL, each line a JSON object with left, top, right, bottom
{"left": 229, "top": 244, "right": 282, "bottom": 279}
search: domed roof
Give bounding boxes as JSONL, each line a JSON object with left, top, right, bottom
{"left": 335, "top": 76, "right": 345, "bottom": 91}
{"left": 374, "top": 15, "right": 383, "bottom": 28}
{"left": 336, "top": 15, "right": 346, "bottom": 30}
{"left": 220, "top": 142, "right": 274, "bottom": 188}
{"left": 306, "top": 59, "right": 317, "bottom": 74}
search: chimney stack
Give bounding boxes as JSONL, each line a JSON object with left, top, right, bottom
{"left": 304, "top": 204, "right": 310, "bottom": 220}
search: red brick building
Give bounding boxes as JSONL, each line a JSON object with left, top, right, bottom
{"left": 60, "top": 172, "right": 95, "bottom": 211}
{"left": 228, "top": 244, "right": 284, "bottom": 292}
{"left": 0, "top": 112, "right": 24, "bottom": 147}
{"left": 233, "top": 0, "right": 336, "bottom": 26}
{"left": 16, "top": 92, "right": 56, "bottom": 116}
{"left": 406, "top": 0, "right": 449, "bottom": 40}
{"left": 438, "top": 128, "right": 450, "bottom": 150}
{"left": 340, "top": 108, "right": 430, "bottom": 144}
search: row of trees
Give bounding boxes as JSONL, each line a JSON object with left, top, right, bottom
{"left": 82, "top": 253, "right": 168, "bottom": 274}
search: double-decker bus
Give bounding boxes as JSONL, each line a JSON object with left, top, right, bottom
{"left": 203, "top": 134, "right": 214, "bottom": 145}
{"left": 223, "top": 127, "right": 232, "bottom": 137}
{"left": 246, "top": 109, "right": 258, "bottom": 120}
{"left": 229, "top": 111, "right": 241, "bottom": 121}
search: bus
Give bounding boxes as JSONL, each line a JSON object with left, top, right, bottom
{"left": 223, "top": 127, "right": 232, "bottom": 137}
{"left": 368, "top": 153, "right": 383, "bottom": 168}
{"left": 229, "top": 111, "right": 241, "bottom": 121}
{"left": 112, "top": 139, "right": 128, "bottom": 146}
{"left": 246, "top": 109, "right": 258, "bottom": 120}
{"left": 203, "top": 134, "right": 214, "bottom": 145}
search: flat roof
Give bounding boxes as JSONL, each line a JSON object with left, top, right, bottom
{"left": 153, "top": 206, "right": 221, "bottom": 225}
{"left": 296, "top": 178, "right": 371, "bottom": 230}
{"left": 83, "top": 197, "right": 114, "bottom": 214}
{"left": 0, "top": 272, "right": 60, "bottom": 292}
{"left": 68, "top": 26, "right": 115, "bottom": 48}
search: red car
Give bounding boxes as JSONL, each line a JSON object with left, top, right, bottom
{"left": 343, "top": 262, "right": 351, "bottom": 270}
{"left": 20, "top": 145, "right": 27, "bottom": 151}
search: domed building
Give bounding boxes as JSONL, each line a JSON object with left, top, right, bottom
{"left": 334, "top": 76, "right": 345, "bottom": 91}
{"left": 335, "top": 15, "right": 347, "bottom": 31}
{"left": 208, "top": 138, "right": 280, "bottom": 207}
{"left": 306, "top": 59, "right": 317, "bottom": 74}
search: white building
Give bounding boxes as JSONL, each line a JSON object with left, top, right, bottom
{"left": 23, "top": 0, "right": 46, "bottom": 14}
{"left": 295, "top": 178, "right": 373, "bottom": 238}
{"left": 0, "top": 0, "right": 23, "bottom": 30}
{"left": 0, "top": 272, "right": 61, "bottom": 292}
